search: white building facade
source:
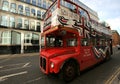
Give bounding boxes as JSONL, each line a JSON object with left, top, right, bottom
{"left": 0, "top": 0, "right": 53, "bottom": 54}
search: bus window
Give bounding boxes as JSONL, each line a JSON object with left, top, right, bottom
{"left": 46, "top": 36, "right": 63, "bottom": 47}
{"left": 67, "top": 38, "right": 77, "bottom": 47}
{"left": 81, "top": 38, "right": 89, "bottom": 46}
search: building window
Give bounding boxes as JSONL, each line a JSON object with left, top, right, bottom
{"left": 17, "top": 18, "right": 22, "bottom": 28}
{"left": 1, "top": 16, "right": 8, "bottom": 27}
{"left": 31, "top": 8, "right": 36, "bottom": 16}
{"left": 42, "top": 11, "right": 45, "bottom": 19}
{"left": 25, "top": 0, "right": 31, "bottom": 3}
{"left": 36, "top": 22, "right": 41, "bottom": 32}
{"left": 38, "top": 0, "right": 41, "bottom": 7}
{"left": 10, "top": 3, "right": 16, "bottom": 13}
{"left": 43, "top": 0, "right": 46, "bottom": 9}
{"left": 24, "top": 20, "right": 29, "bottom": 29}
{"left": 24, "top": 33, "right": 32, "bottom": 44}
{"left": 32, "top": 33, "right": 39, "bottom": 44}
{"left": 60, "top": 0, "right": 65, "bottom": 6}
{"left": 11, "top": 31, "right": 21, "bottom": 45}
{"left": 10, "top": 17, "right": 15, "bottom": 28}
{"left": 32, "top": 0, "right": 36, "bottom": 5}
{"left": 37, "top": 10, "right": 41, "bottom": 19}
{"left": 47, "top": 2, "right": 51, "bottom": 9}
{"left": 25, "top": 7, "right": 30, "bottom": 16}
{"left": 1, "top": 31, "right": 11, "bottom": 45}
{"left": 30, "top": 21, "right": 35, "bottom": 30}
{"left": 2, "top": 1, "right": 9, "bottom": 11}
{"left": 18, "top": 5, "right": 23, "bottom": 15}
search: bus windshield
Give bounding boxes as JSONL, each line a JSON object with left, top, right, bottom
{"left": 46, "top": 35, "right": 63, "bottom": 47}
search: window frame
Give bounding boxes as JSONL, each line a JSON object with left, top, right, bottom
{"left": 1, "top": 31, "right": 11, "bottom": 45}
{"left": 32, "top": 33, "right": 39, "bottom": 44}
{"left": 31, "top": 8, "right": 36, "bottom": 17}
{"left": 43, "top": 0, "right": 46, "bottom": 9}
{"left": 2, "top": 1, "right": 9, "bottom": 11}
{"left": 10, "top": 16, "right": 15, "bottom": 28}
{"left": 24, "top": 19, "right": 29, "bottom": 29}
{"left": 26, "top": 0, "right": 31, "bottom": 4}
{"left": 25, "top": 7, "right": 30, "bottom": 16}
{"left": 37, "top": 10, "right": 41, "bottom": 19}
{"left": 1, "top": 16, "right": 8, "bottom": 27}
{"left": 11, "top": 31, "right": 21, "bottom": 45}
{"left": 36, "top": 22, "right": 41, "bottom": 32}
{"left": 10, "top": 3, "right": 16, "bottom": 13}
{"left": 30, "top": 21, "right": 35, "bottom": 30}
{"left": 24, "top": 33, "right": 32, "bottom": 44}
{"left": 38, "top": 0, "right": 41, "bottom": 7}
{"left": 18, "top": 5, "right": 23, "bottom": 15}
{"left": 17, "top": 18, "right": 22, "bottom": 28}
{"left": 32, "top": 0, "right": 36, "bottom": 5}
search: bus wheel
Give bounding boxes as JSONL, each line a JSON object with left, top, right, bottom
{"left": 61, "top": 61, "right": 77, "bottom": 82}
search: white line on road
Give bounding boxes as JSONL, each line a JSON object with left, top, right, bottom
{"left": 0, "top": 71, "right": 27, "bottom": 82}
{"left": 105, "top": 66, "right": 120, "bottom": 84}
{"left": 0, "top": 62, "right": 31, "bottom": 72}
{"left": 22, "top": 62, "right": 30, "bottom": 68}
{"left": 0, "top": 62, "right": 29, "bottom": 67}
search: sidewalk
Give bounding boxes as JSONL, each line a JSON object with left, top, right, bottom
{"left": 0, "top": 52, "right": 39, "bottom": 59}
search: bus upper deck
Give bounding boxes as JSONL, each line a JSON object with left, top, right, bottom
{"left": 43, "top": 0, "right": 112, "bottom": 37}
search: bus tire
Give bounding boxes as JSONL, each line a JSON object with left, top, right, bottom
{"left": 60, "top": 60, "right": 77, "bottom": 82}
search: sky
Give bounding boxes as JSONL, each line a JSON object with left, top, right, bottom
{"left": 79, "top": 0, "right": 120, "bottom": 34}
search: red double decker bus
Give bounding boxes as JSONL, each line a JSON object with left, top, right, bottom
{"left": 40, "top": 0, "right": 113, "bottom": 81}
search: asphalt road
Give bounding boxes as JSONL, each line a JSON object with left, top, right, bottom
{"left": 0, "top": 50, "right": 120, "bottom": 84}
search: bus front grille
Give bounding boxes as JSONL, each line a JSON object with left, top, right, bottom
{"left": 40, "top": 57, "right": 46, "bottom": 71}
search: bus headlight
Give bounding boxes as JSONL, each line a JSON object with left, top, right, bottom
{"left": 50, "top": 62, "right": 54, "bottom": 68}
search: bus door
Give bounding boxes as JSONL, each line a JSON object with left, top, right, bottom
{"left": 80, "top": 38, "right": 94, "bottom": 69}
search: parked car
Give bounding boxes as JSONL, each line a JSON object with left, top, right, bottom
{"left": 117, "top": 45, "right": 120, "bottom": 50}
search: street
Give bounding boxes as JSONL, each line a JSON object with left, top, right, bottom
{"left": 0, "top": 50, "right": 120, "bottom": 84}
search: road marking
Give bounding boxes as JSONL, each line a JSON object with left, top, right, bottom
{"left": 1, "top": 62, "right": 29, "bottom": 67}
{"left": 0, "top": 62, "right": 30, "bottom": 70}
{"left": 22, "top": 62, "right": 30, "bottom": 68}
{"left": 105, "top": 66, "right": 120, "bottom": 84}
{"left": 0, "top": 65, "right": 31, "bottom": 73}
{"left": 0, "top": 71, "right": 27, "bottom": 82}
